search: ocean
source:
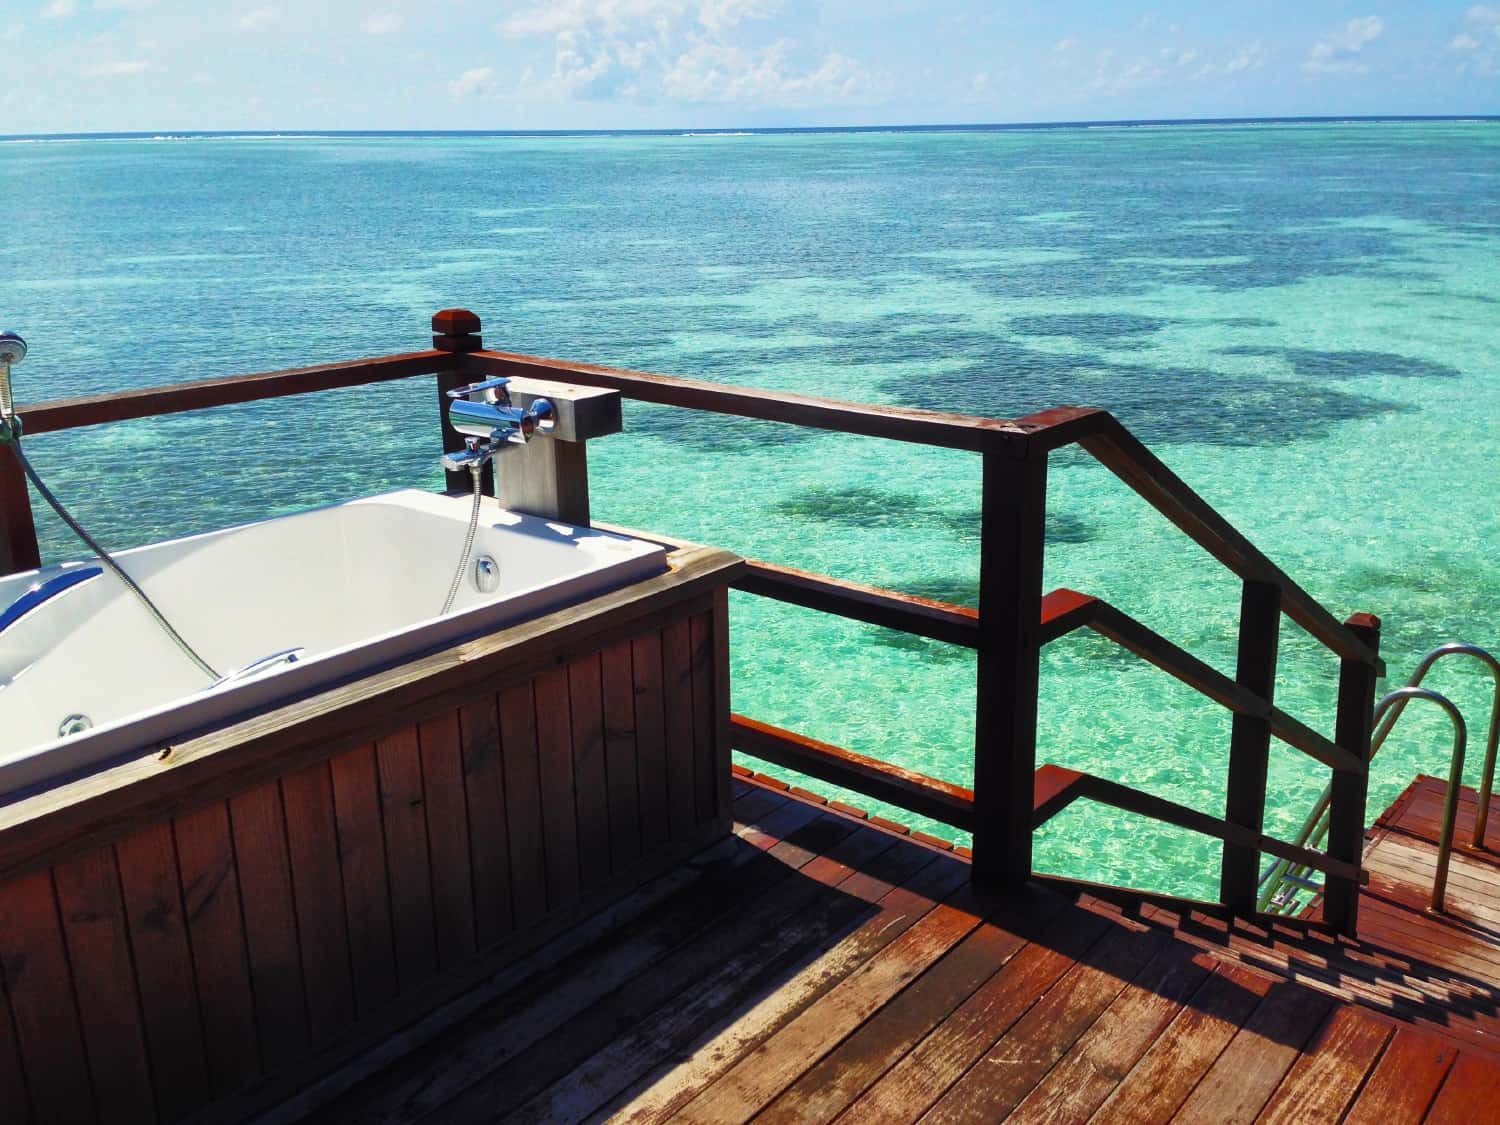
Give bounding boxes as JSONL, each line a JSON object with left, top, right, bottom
{"left": 2, "top": 119, "right": 1497, "bottom": 897}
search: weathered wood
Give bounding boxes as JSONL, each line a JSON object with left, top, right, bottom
{"left": 374, "top": 729, "right": 437, "bottom": 988}
{"left": 734, "top": 559, "right": 979, "bottom": 647}
{"left": 460, "top": 348, "right": 1026, "bottom": 453}
{"left": 1222, "top": 580, "right": 1282, "bottom": 911}
{"left": 21, "top": 351, "right": 454, "bottom": 435}
{"left": 533, "top": 667, "right": 583, "bottom": 905}
{"left": 601, "top": 640, "right": 643, "bottom": 870}
{"left": 1423, "top": 1049, "right": 1500, "bottom": 1124}
{"left": 729, "top": 714, "right": 975, "bottom": 830}
{"left": 114, "top": 823, "right": 212, "bottom": 1120}
{"left": 689, "top": 611, "right": 719, "bottom": 827}
{"left": 567, "top": 654, "right": 613, "bottom": 890}
{"left": 1256, "top": 1004, "right": 1393, "bottom": 1124}
{"left": 0, "top": 870, "right": 94, "bottom": 1124}
{"left": 711, "top": 589, "right": 734, "bottom": 830}
{"left": 279, "top": 766, "right": 356, "bottom": 1042}
{"left": 173, "top": 801, "right": 262, "bottom": 1095}
{"left": 457, "top": 696, "right": 513, "bottom": 948}
{"left": 631, "top": 632, "right": 671, "bottom": 850}
{"left": 496, "top": 681, "right": 548, "bottom": 926}
{"left": 0, "top": 444, "right": 40, "bottom": 578}
{"left": 327, "top": 745, "right": 399, "bottom": 1015}
{"left": 1325, "top": 613, "right": 1382, "bottom": 935}
{"left": 1342, "top": 1026, "right": 1456, "bottom": 1123}
{"left": 661, "top": 617, "right": 698, "bottom": 842}
{"left": 417, "top": 712, "right": 477, "bottom": 968}
{"left": 51, "top": 846, "right": 157, "bottom": 1124}
{"left": 971, "top": 446, "right": 1047, "bottom": 890}
{"left": 226, "top": 783, "right": 310, "bottom": 1070}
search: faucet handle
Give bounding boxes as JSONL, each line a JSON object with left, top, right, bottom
{"left": 446, "top": 377, "right": 511, "bottom": 403}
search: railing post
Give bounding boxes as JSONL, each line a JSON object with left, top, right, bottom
{"left": 0, "top": 444, "right": 41, "bottom": 577}
{"left": 971, "top": 444, "right": 1047, "bottom": 892}
{"left": 1220, "top": 580, "right": 1281, "bottom": 913}
{"left": 431, "top": 308, "right": 493, "bottom": 496}
{"left": 1324, "top": 612, "right": 1382, "bottom": 935}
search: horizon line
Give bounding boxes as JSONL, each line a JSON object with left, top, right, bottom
{"left": 4, "top": 113, "right": 1498, "bottom": 142}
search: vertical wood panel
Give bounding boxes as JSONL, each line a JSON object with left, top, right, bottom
{"left": 534, "top": 668, "right": 582, "bottom": 906}
{"left": 632, "top": 631, "right": 671, "bottom": 850}
{"left": 499, "top": 681, "right": 549, "bottom": 927}
{"left": 459, "top": 695, "right": 515, "bottom": 948}
{"left": 376, "top": 728, "right": 438, "bottom": 987}
{"left": 280, "top": 764, "right": 357, "bottom": 1041}
{"left": 1326, "top": 613, "right": 1382, "bottom": 935}
{"left": 328, "top": 745, "right": 398, "bottom": 1015}
{"left": 0, "top": 960, "right": 30, "bottom": 1125}
{"left": 418, "top": 712, "right": 478, "bottom": 967}
{"left": 174, "top": 802, "right": 262, "bottom": 1095}
{"left": 114, "top": 824, "right": 211, "bottom": 1121}
{"left": 1220, "top": 580, "right": 1282, "bottom": 912}
{"left": 569, "top": 655, "right": 612, "bottom": 891}
{"left": 53, "top": 846, "right": 157, "bottom": 1124}
{"left": 711, "top": 590, "right": 734, "bottom": 827}
{"left": 0, "top": 870, "right": 95, "bottom": 1124}
{"left": 661, "top": 618, "right": 697, "bottom": 841}
{"left": 227, "top": 783, "right": 310, "bottom": 1069}
{"left": 689, "top": 610, "right": 718, "bottom": 827}
{"left": 602, "top": 640, "right": 643, "bottom": 871}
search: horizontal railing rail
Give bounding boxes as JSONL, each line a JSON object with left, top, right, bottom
{"left": 0, "top": 308, "right": 1384, "bottom": 934}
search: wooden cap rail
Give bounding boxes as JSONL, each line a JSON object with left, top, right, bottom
{"left": 0, "top": 308, "right": 1383, "bottom": 935}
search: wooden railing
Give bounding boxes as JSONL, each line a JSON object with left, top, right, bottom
{"left": 0, "top": 308, "right": 1385, "bottom": 934}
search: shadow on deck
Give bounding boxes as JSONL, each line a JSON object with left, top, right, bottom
{"left": 270, "top": 776, "right": 1500, "bottom": 1124}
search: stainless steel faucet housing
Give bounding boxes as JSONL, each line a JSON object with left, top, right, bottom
{"left": 441, "top": 377, "right": 555, "bottom": 473}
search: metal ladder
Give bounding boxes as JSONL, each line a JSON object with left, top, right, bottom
{"left": 1257, "top": 642, "right": 1500, "bottom": 916}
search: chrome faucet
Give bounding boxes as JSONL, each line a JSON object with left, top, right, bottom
{"left": 441, "top": 377, "right": 555, "bottom": 473}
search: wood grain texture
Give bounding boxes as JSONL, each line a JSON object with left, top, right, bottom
{"left": 601, "top": 640, "right": 643, "bottom": 871}
{"left": 328, "top": 745, "right": 398, "bottom": 1015}
{"left": 661, "top": 617, "right": 698, "bottom": 842}
{"left": 457, "top": 696, "right": 513, "bottom": 948}
{"left": 534, "top": 667, "right": 582, "bottom": 905}
{"left": 497, "top": 681, "right": 548, "bottom": 927}
{"left": 567, "top": 654, "right": 612, "bottom": 891}
{"left": 374, "top": 728, "right": 437, "bottom": 988}
{"left": 1256, "top": 1004, "right": 1393, "bottom": 1125}
{"left": 631, "top": 632, "right": 670, "bottom": 851}
{"left": 417, "top": 712, "right": 477, "bottom": 967}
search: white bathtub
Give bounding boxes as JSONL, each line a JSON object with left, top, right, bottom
{"left": 0, "top": 489, "right": 667, "bottom": 796}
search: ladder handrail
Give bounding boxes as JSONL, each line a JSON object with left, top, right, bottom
{"left": 1258, "top": 642, "right": 1498, "bottom": 913}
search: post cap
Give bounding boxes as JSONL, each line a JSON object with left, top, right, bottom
{"left": 432, "top": 308, "right": 481, "bottom": 335}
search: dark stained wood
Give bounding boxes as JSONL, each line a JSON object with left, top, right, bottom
{"left": 374, "top": 729, "right": 437, "bottom": 988}
{"left": 1030, "top": 763, "right": 1086, "bottom": 826}
{"left": 51, "top": 846, "right": 157, "bottom": 1124}
{"left": 279, "top": 765, "right": 357, "bottom": 1042}
{"left": 568, "top": 654, "right": 613, "bottom": 890}
{"left": 689, "top": 611, "right": 719, "bottom": 827}
{"left": 0, "top": 960, "right": 28, "bottom": 1125}
{"left": 113, "top": 823, "right": 212, "bottom": 1121}
{"left": 733, "top": 559, "right": 978, "bottom": 647}
{"left": 226, "top": 782, "right": 310, "bottom": 1070}
{"left": 0, "top": 444, "right": 40, "bottom": 578}
{"left": 1326, "top": 613, "right": 1382, "bottom": 934}
{"left": 661, "top": 617, "right": 698, "bottom": 842}
{"left": 601, "top": 640, "right": 643, "bottom": 870}
{"left": 327, "top": 745, "right": 399, "bottom": 1015}
{"left": 1256, "top": 1004, "right": 1393, "bottom": 1124}
{"left": 1425, "top": 1050, "right": 1500, "bottom": 1124}
{"left": 496, "top": 681, "right": 548, "bottom": 926}
{"left": 1222, "top": 580, "right": 1281, "bottom": 912}
{"left": 456, "top": 696, "right": 513, "bottom": 948}
{"left": 711, "top": 589, "right": 734, "bottom": 824}
{"left": 971, "top": 445, "right": 1047, "bottom": 890}
{"left": 21, "top": 351, "right": 453, "bottom": 436}
{"left": 173, "top": 801, "right": 262, "bottom": 1095}
{"left": 461, "top": 348, "right": 1026, "bottom": 453}
{"left": 0, "top": 870, "right": 94, "bottom": 1124}
{"left": 416, "top": 712, "right": 477, "bottom": 967}
{"left": 729, "top": 714, "right": 975, "bottom": 830}
{"left": 1342, "top": 1026, "right": 1455, "bottom": 1124}
{"left": 631, "top": 632, "right": 671, "bottom": 850}
{"left": 534, "top": 667, "right": 583, "bottom": 904}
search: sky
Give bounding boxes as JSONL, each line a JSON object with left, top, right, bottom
{"left": 0, "top": 1, "right": 1497, "bottom": 134}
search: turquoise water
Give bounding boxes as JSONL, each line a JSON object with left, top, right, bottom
{"left": 3, "top": 121, "right": 1498, "bottom": 897}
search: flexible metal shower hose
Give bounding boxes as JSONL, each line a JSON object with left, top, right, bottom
{"left": 440, "top": 462, "right": 485, "bottom": 618}
{"left": 7, "top": 432, "right": 221, "bottom": 681}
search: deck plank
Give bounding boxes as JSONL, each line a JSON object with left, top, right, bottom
{"left": 1424, "top": 1049, "right": 1500, "bottom": 1123}
{"left": 1341, "top": 1025, "right": 1456, "bottom": 1125}
{"left": 1254, "top": 1003, "right": 1393, "bottom": 1124}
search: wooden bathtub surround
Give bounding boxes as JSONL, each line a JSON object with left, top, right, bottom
{"left": 0, "top": 541, "right": 741, "bottom": 1125}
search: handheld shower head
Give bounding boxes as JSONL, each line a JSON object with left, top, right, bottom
{"left": 0, "top": 330, "right": 25, "bottom": 425}
{"left": 0, "top": 331, "right": 25, "bottom": 367}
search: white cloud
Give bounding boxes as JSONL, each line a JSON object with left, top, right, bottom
{"left": 238, "top": 7, "right": 279, "bottom": 31}
{"left": 448, "top": 66, "right": 499, "bottom": 100}
{"left": 1052, "top": 38, "right": 1075, "bottom": 53}
{"left": 1451, "top": 5, "right": 1500, "bottom": 72}
{"left": 1194, "top": 40, "right": 1266, "bottom": 79}
{"left": 85, "top": 59, "right": 150, "bottom": 77}
{"left": 41, "top": 0, "right": 75, "bottom": 18}
{"left": 1303, "top": 15, "right": 1383, "bottom": 75}
{"left": 95, "top": 0, "right": 159, "bottom": 10}
{"left": 501, "top": 0, "right": 877, "bottom": 107}
{"left": 364, "top": 12, "right": 401, "bottom": 35}
{"left": 1451, "top": 32, "right": 1481, "bottom": 50}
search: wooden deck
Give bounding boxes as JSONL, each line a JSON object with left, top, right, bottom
{"left": 266, "top": 774, "right": 1500, "bottom": 1124}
